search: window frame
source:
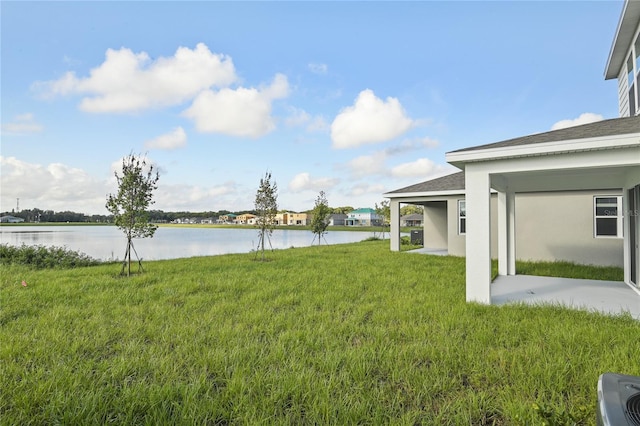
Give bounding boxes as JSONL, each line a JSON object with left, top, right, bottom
{"left": 593, "top": 196, "right": 623, "bottom": 238}
{"left": 628, "top": 33, "right": 640, "bottom": 116}
{"left": 458, "top": 199, "right": 466, "bottom": 235}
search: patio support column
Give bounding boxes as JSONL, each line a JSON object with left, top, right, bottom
{"left": 507, "top": 191, "right": 516, "bottom": 275}
{"left": 498, "top": 190, "right": 516, "bottom": 276}
{"left": 465, "top": 167, "right": 492, "bottom": 304}
{"left": 390, "top": 199, "right": 401, "bottom": 252}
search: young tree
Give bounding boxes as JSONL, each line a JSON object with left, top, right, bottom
{"left": 254, "top": 171, "right": 278, "bottom": 261}
{"left": 106, "top": 153, "right": 159, "bottom": 275}
{"left": 400, "top": 204, "right": 424, "bottom": 216}
{"left": 310, "top": 190, "right": 332, "bottom": 245}
{"left": 375, "top": 200, "right": 390, "bottom": 239}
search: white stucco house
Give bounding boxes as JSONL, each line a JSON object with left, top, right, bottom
{"left": 385, "top": 0, "right": 640, "bottom": 305}
{"left": 345, "top": 208, "right": 384, "bottom": 226}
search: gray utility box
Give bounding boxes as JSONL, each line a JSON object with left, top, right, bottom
{"left": 410, "top": 230, "right": 423, "bottom": 245}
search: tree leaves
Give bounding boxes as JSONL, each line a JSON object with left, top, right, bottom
{"left": 254, "top": 172, "right": 278, "bottom": 260}
{"left": 310, "top": 191, "right": 331, "bottom": 245}
{"left": 105, "top": 153, "right": 159, "bottom": 274}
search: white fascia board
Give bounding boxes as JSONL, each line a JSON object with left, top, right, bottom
{"left": 446, "top": 133, "right": 640, "bottom": 166}
{"left": 383, "top": 188, "right": 498, "bottom": 199}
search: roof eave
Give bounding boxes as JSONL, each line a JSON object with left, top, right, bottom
{"left": 604, "top": 0, "right": 640, "bottom": 80}
{"left": 445, "top": 132, "right": 640, "bottom": 166}
{"left": 384, "top": 189, "right": 465, "bottom": 199}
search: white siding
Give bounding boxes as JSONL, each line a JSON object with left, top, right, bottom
{"left": 618, "top": 69, "right": 630, "bottom": 117}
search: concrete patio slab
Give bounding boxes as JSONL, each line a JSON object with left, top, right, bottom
{"left": 491, "top": 275, "right": 640, "bottom": 320}
{"left": 406, "top": 248, "right": 448, "bottom": 256}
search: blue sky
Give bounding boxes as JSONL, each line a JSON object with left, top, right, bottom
{"left": 1, "top": 1, "right": 625, "bottom": 215}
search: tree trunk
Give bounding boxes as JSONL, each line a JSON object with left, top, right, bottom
{"left": 127, "top": 237, "right": 132, "bottom": 276}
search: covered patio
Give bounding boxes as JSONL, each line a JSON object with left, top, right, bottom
{"left": 445, "top": 116, "right": 640, "bottom": 306}
{"left": 405, "top": 247, "right": 639, "bottom": 318}
{"left": 491, "top": 274, "right": 640, "bottom": 319}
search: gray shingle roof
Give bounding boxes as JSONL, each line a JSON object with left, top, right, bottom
{"left": 449, "top": 115, "right": 640, "bottom": 154}
{"left": 387, "top": 116, "right": 639, "bottom": 196}
{"left": 385, "top": 171, "right": 465, "bottom": 194}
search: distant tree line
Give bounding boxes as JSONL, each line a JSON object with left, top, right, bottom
{"left": 1, "top": 208, "right": 109, "bottom": 223}
{"left": 2, "top": 205, "right": 421, "bottom": 224}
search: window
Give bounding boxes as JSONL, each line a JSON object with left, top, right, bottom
{"left": 635, "top": 35, "right": 640, "bottom": 116}
{"left": 458, "top": 200, "right": 466, "bottom": 235}
{"left": 636, "top": 34, "right": 640, "bottom": 78}
{"left": 628, "top": 54, "right": 637, "bottom": 115}
{"left": 594, "top": 196, "right": 622, "bottom": 238}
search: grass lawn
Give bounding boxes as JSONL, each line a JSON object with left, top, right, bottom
{"left": 1, "top": 240, "right": 637, "bottom": 425}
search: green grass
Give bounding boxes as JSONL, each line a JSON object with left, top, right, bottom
{"left": 516, "top": 260, "right": 624, "bottom": 282}
{"left": 1, "top": 240, "right": 637, "bottom": 425}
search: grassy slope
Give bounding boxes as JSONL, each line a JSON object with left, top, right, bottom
{"left": 1, "top": 240, "right": 637, "bottom": 425}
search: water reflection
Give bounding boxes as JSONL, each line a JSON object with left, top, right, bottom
{"left": 0, "top": 226, "right": 377, "bottom": 261}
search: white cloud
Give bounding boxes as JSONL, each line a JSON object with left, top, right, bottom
{"left": 346, "top": 152, "right": 388, "bottom": 178}
{"left": 0, "top": 156, "right": 108, "bottom": 214}
{"left": 1, "top": 113, "right": 44, "bottom": 134}
{"left": 285, "top": 107, "right": 329, "bottom": 132}
{"left": 182, "top": 73, "right": 290, "bottom": 138}
{"left": 331, "top": 89, "right": 415, "bottom": 149}
{"left": 346, "top": 183, "right": 386, "bottom": 197}
{"left": 551, "top": 113, "right": 603, "bottom": 131}
{"left": 308, "top": 63, "right": 328, "bottom": 74}
{"left": 32, "top": 43, "right": 237, "bottom": 113}
{"left": 144, "top": 127, "right": 187, "bottom": 150}
{"left": 154, "top": 181, "right": 243, "bottom": 211}
{"left": 285, "top": 107, "right": 311, "bottom": 127}
{"left": 288, "top": 172, "right": 339, "bottom": 193}
{"left": 390, "top": 158, "right": 439, "bottom": 178}
{"left": 0, "top": 156, "right": 250, "bottom": 214}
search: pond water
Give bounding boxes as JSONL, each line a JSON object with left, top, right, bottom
{"left": 0, "top": 225, "right": 378, "bottom": 261}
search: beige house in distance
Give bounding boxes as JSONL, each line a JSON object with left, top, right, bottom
{"left": 287, "top": 213, "right": 312, "bottom": 226}
{"left": 385, "top": 0, "right": 639, "bottom": 304}
{"left": 235, "top": 213, "right": 257, "bottom": 224}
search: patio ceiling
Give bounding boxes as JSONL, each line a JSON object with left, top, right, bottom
{"left": 490, "top": 164, "right": 636, "bottom": 193}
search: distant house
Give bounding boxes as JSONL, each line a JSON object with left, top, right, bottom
{"left": 172, "top": 217, "right": 198, "bottom": 224}
{"left": 236, "top": 213, "right": 256, "bottom": 224}
{"left": 288, "top": 213, "right": 311, "bottom": 226}
{"left": 401, "top": 214, "right": 423, "bottom": 227}
{"left": 218, "top": 214, "right": 237, "bottom": 224}
{"left": 385, "top": 0, "right": 639, "bottom": 304}
{"left": 0, "top": 215, "right": 25, "bottom": 223}
{"left": 344, "top": 208, "right": 383, "bottom": 226}
{"left": 274, "top": 212, "right": 289, "bottom": 225}
{"left": 328, "top": 213, "right": 347, "bottom": 226}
